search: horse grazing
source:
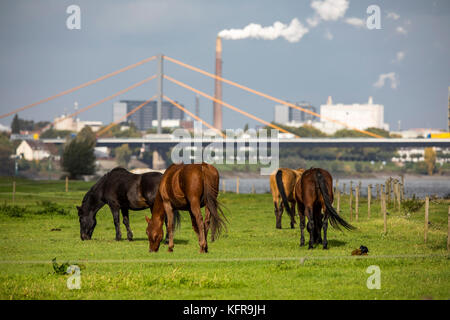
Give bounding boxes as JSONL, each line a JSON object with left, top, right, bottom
{"left": 77, "top": 167, "right": 179, "bottom": 241}
{"left": 146, "top": 162, "right": 227, "bottom": 253}
{"left": 270, "top": 168, "right": 305, "bottom": 229}
{"left": 293, "top": 168, "right": 354, "bottom": 249}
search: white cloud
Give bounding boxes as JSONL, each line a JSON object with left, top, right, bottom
{"left": 395, "top": 51, "right": 405, "bottom": 62}
{"left": 310, "top": 0, "right": 349, "bottom": 21}
{"left": 373, "top": 72, "right": 398, "bottom": 89}
{"left": 386, "top": 12, "right": 400, "bottom": 20}
{"left": 306, "top": 15, "right": 321, "bottom": 27}
{"left": 396, "top": 26, "right": 407, "bottom": 35}
{"left": 218, "top": 18, "right": 309, "bottom": 43}
{"left": 324, "top": 30, "right": 334, "bottom": 40}
{"left": 345, "top": 17, "right": 365, "bottom": 28}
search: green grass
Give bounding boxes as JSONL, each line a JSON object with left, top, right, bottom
{"left": 0, "top": 178, "right": 448, "bottom": 300}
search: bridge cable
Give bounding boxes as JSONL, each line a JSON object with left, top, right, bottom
{"left": 0, "top": 55, "right": 157, "bottom": 120}
{"left": 41, "top": 75, "right": 157, "bottom": 134}
{"left": 164, "top": 75, "right": 300, "bottom": 138}
{"left": 96, "top": 95, "right": 157, "bottom": 138}
{"left": 164, "top": 56, "right": 382, "bottom": 139}
{"left": 163, "top": 95, "right": 225, "bottom": 138}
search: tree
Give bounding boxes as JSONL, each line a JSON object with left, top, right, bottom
{"left": 424, "top": 147, "right": 436, "bottom": 175}
{"left": 115, "top": 144, "right": 132, "bottom": 168}
{"left": 11, "top": 114, "right": 20, "bottom": 134}
{"left": 61, "top": 128, "right": 96, "bottom": 179}
{"left": 0, "top": 133, "right": 14, "bottom": 176}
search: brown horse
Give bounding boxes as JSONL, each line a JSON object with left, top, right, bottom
{"left": 145, "top": 162, "right": 226, "bottom": 253}
{"left": 270, "top": 168, "right": 305, "bottom": 229}
{"left": 293, "top": 168, "right": 354, "bottom": 249}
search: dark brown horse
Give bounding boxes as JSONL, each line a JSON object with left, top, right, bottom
{"left": 270, "top": 168, "right": 305, "bottom": 229}
{"left": 289, "top": 168, "right": 354, "bottom": 249}
{"left": 77, "top": 167, "right": 179, "bottom": 241}
{"left": 146, "top": 162, "right": 226, "bottom": 253}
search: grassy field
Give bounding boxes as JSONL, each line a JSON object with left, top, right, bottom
{"left": 0, "top": 177, "right": 448, "bottom": 300}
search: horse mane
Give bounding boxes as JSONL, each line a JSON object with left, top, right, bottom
{"left": 82, "top": 168, "right": 126, "bottom": 205}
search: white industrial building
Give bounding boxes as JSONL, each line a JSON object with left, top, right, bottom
{"left": 311, "top": 96, "right": 389, "bottom": 134}
{"left": 53, "top": 115, "right": 103, "bottom": 132}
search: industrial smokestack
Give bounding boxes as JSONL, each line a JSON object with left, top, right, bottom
{"left": 213, "top": 36, "right": 223, "bottom": 131}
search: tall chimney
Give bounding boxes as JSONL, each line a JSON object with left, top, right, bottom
{"left": 213, "top": 36, "right": 223, "bottom": 131}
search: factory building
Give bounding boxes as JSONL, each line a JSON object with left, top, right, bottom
{"left": 312, "top": 96, "right": 389, "bottom": 134}
{"left": 274, "top": 103, "right": 317, "bottom": 127}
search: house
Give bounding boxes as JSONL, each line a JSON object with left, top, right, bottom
{"left": 16, "top": 140, "right": 59, "bottom": 161}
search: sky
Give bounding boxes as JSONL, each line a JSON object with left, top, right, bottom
{"left": 0, "top": 0, "right": 449, "bottom": 131}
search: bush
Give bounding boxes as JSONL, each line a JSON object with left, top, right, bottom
{"left": 0, "top": 203, "right": 27, "bottom": 217}
{"left": 402, "top": 195, "right": 424, "bottom": 215}
{"left": 35, "top": 200, "right": 69, "bottom": 215}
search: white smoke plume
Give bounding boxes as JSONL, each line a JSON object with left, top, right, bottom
{"left": 373, "top": 72, "right": 398, "bottom": 89}
{"left": 310, "top": 0, "right": 349, "bottom": 21}
{"left": 218, "top": 18, "right": 309, "bottom": 43}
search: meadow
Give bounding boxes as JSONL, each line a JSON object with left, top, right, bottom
{"left": 0, "top": 177, "right": 448, "bottom": 300}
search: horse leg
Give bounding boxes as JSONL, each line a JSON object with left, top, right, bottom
{"left": 162, "top": 202, "right": 175, "bottom": 252}
{"left": 109, "top": 205, "right": 122, "bottom": 241}
{"left": 190, "top": 201, "right": 207, "bottom": 253}
{"left": 274, "top": 201, "right": 281, "bottom": 229}
{"left": 121, "top": 208, "right": 133, "bottom": 241}
{"left": 298, "top": 202, "right": 306, "bottom": 247}
{"left": 289, "top": 200, "right": 296, "bottom": 229}
{"left": 314, "top": 205, "right": 323, "bottom": 244}
{"left": 276, "top": 201, "right": 284, "bottom": 229}
{"left": 164, "top": 214, "right": 169, "bottom": 245}
{"left": 306, "top": 206, "right": 315, "bottom": 249}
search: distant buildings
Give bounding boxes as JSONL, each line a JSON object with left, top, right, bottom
{"left": 113, "top": 100, "right": 184, "bottom": 131}
{"left": 16, "top": 140, "right": 59, "bottom": 161}
{"left": 274, "top": 103, "right": 317, "bottom": 127}
{"left": 312, "top": 96, "right": 389, "bottom": 134}
{"left": 53, "top": 115, "right": 103, "bottom": 132}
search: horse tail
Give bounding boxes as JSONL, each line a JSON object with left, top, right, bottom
{"left": 203, "top": 166, "right": 227, "bottom": 241}
{"left": 315, "top": 169, "right": 355, "bottom": 231}
{"left": 276, "top": 169, "right": 292, "bottom": 216}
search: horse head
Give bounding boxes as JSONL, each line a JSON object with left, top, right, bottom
{"left": 145, "top": 215, "right": 163, "bottom": 252}
{"left": 77, "top": 204, "right": 97, "bottom": 240}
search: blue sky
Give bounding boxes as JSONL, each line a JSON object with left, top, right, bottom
{"left": 0, "top": 0, "right": 449, "bottom": 131}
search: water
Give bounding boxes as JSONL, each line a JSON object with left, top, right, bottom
{"left": 221, "top": 177, "right": 450, "bottom": 199}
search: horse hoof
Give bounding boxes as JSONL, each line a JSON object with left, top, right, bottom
{"left": 168, "top": 248, "right": 173, "bottom": 252}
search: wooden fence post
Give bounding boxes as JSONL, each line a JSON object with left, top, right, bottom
{"left": 424, "top": 196, "right": 429, "bottom": 243}
{"left": 349, "top": 187, "right": 353, "bottom": 222}
{"left": 12, "top": 180, "right": 16, "bottom": 204}
{"left": 368, "top": 184, "right": 372, "bottom": 218}
{"left": 236, "top": 177, "right": 239, "bottom": 194}
{"left": 396, "top": 182, "right": 401, "bottom": 211}
{"left": 337, "top": 189, "right": 341, "bottom": 213}
{"left": 386, "top": 178, "right": 391, "bottom": 204}
{"left": 355, "top": 185, "right": 359, "bottom": 222}
{"left": 251, "top": 184, "right": 255, "bottom": 194}
{"left": 65, "top": 176, "right": 69, "bottom": 193}
{"left": 382, "top": 186, "right": 387, "bottom": 234}
{"left": 376, "top": 184, "right": 380, "bottom": 201}
{"left": 343, "top": 183, "right": 346, "bottom": 195}
{"left": 222, "top": 180, "right": 226, "bottom": 194}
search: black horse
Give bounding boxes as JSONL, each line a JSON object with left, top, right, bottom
{"left": 77, "top": 167, "right": 179, "bottom": 241}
